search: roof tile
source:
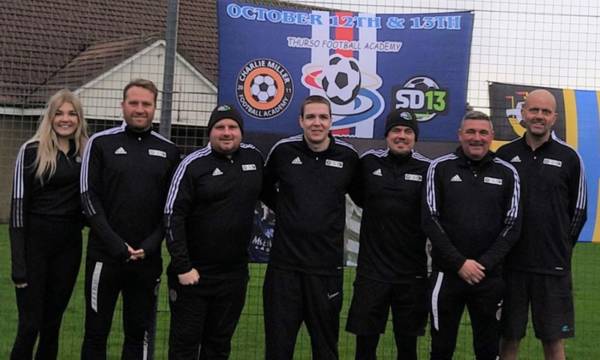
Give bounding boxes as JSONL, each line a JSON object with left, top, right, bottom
{"left": 1, "top": 0, "right": 323, "bottom": 105}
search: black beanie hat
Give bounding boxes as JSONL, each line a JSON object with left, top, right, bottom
{"left": 384, "top": 109, "right": 419, "bottom": 140}
{"left": 208, "top": 104, "right": 244, "bottom": 134}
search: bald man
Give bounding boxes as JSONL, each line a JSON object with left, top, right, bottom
{"left": 497, "top": 89, "right": 587, "bottom": 360}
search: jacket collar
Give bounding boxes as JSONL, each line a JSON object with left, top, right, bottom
{"left": 67, "top": 138, "right": 77, "bottom": 157}
{"left": 207, "top": 142, "right": 241, "bottom": 160}
{"left": 454, "top": 146, "right": 495, "bottom": 168}
{"left": 301, "top": 132, "right": 335, "bottom": 156}
{"left": 521, "top": 132, "right": 555, "bottom": 152}
{"left": 387, "top": 149, "right": 413, "bottom": 164}
{"left": 124, "top": 124, "right": 153, "bottom": 139}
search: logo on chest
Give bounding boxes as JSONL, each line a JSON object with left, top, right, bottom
{"left": 212, "top": 168, "right": 223, "bottom": 176}
{"left": 372, "top": 168, "right": 382, "bottom": 177}
{"left": 114, "top": 147, "right": 127, "bottom": 155}
{"left": 325, "top": 159, "right": 344, "bottom": 169}
{"left": 543, "top": 158, "right": 562, "bottom": 168}
{"left": 450, "top": 174, "right": 462, "bottom": 182}
{"left": 483, "top": 176, "right": 503, "bottom": 186}
{"left": 148, "top": 149, "right": 167, "bottom": 158}
{"left": 510, "top": 155, "right": 521, "bottom": 163}
{"left": 404, "top": 173, "right": 422, "bottom": 182}
{"left": 242, "top": 164, "right": 257, "bottom": 172}
{"left": 291, "top": 157, "right": 303, "bottom": 165}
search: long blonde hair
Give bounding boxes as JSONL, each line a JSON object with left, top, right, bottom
{"left": 31, "top": 89, "right": 89, "bottom": 180}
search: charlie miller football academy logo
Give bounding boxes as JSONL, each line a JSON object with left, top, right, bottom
{"left": 236, "top": 58, "right": 293, "bottom": 119}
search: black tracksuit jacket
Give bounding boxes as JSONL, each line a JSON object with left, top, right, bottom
{"left": 496, "top": 134, "right": 587, "bottom": 275}
{"left": 423, "top": 148, "right": 522, "bottom": 275}
{"left": 350, "top": 149, "right": 431, "bottom": 282}
{"left": 164, "top": 143, "right": 263, "bottom": 279}
{"left": 263, "top": 134, "right": 359, "bottom": 275}
{"left": 9, "top": 140, "right": 83, "bottom": 283}
{"left": 80, "top": 124, "right": 180, "bottom": 263}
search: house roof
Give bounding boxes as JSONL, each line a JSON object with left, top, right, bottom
{"left": 0, "top": 0, "right": 323, "bottom": 106}
{"left": 29, "top": 34, "right": 165, "bottom": 104}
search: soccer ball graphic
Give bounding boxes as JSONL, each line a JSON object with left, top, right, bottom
{"left": 250, "top": 75, "right": 277, "bottom": 103}
{"left": 403, "top": 76, "right": 439, "bottom": 121}
{"left": 404, "top": 76, "right": 438, "bottom": 91}
{"left": 321, "top": 55, "right": 361, "bottom": 105}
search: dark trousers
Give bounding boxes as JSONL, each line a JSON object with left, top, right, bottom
{"left": 355, "top": 334, "right": 418, "bottom": 360}
{"left": 81, "top": 258, "right": 161, "bottom": 360}
{"left": 168, "top": 276, "right": 248, "bottom": 360}
{"left": 263, "top": 266, "right": 343, "bottom": 360}
{"left": 429, "top": 271, "right": 504, "bottom": 360}
{"left": 11, "top": 216, "right": 82, "bottom": 360}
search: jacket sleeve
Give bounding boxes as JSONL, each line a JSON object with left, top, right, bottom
{"left": 261, "top": 145, "right": 279, "bottom": 211}
{"left": 164, "top": 159, "right": 195, "bottom": 275}
{"left": 477, "top": 165, "right": 522, "bottom": 270}
{"left": 138, "top": 223, "right": 165, "bottom": 257}
{"left": 421, "top": 161, "right": 466, "bottom": 272}
{"left": 348, "top": 155, "right": 364, "bottom": 208}
{"left": 9, "top": 144, "right": 33, "bottom": 283}
{"left": 80, "top": 138, "right": 129, "bottom": 261}
{"left": 139, "top": 146, "right": 182, "bottom": 255}
{"left": 567, "top": 153, "right": 587, "bottom": 246}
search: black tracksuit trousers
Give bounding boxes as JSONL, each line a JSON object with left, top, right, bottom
{"left": 429, "top": 271, "right": 504, "bottom": 360}
{"left": 167, "top": 276, "right": 248, "bottom": 360}
{"left": 11, "top": 216, "right": 82, "bottom": 360}
{"left": 263, "top": 266, "right": 343, "bottom": 360}
{"left": 81, "top": 259, "right": 161, "bottom": 359}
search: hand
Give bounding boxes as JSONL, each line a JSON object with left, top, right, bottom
{"left": 15, "top": 283, "right": 28, "bottom": 289}
{"left": 126, "top": 244, "right": 145, "bottom": 261}
{"left": 130, "top": 248, "right": 145, "bottom": 261}
{"left": 178, "top": 268, "right": 200, "bottom": 285}
{"left": 458, "top": 259, "right": 486, "bottom": 285}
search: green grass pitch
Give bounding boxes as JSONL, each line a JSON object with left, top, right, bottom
{"left": 1, "top": 225, "right": 598, "bottom": 359}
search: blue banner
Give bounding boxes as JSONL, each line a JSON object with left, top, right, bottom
{"left": 218, "top": 0, "right": 474, "bottom": 140}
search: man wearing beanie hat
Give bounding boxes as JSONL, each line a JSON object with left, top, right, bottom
{"left": 385, "top": 108, "right": 420, "bottom": 140}
{"left": 164, "top": 104, "right": 263, "bottom": 359}
{"left": 346, "top": 108, "right": 431, "bottom": 360}
{"left": 207, "top": 104, "right": 244, "bottom": 135}
{"left": 423, "top": 111, "right": 522, "bottom": 359}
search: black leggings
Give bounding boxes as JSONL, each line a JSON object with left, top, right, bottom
{"left": 11, "top": 217, "right": 82, "bottom": 360}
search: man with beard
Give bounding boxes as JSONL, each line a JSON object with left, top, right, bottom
{"left": 346, "top": 109, "right": 430, "bottom": 360}
{"left": 80, "top": 79, "right": 180, "bottom": 359}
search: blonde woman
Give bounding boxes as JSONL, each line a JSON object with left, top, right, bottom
{"left": 9, "top": 89, "right": 88, "bottom": 359}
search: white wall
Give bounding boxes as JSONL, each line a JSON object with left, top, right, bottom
{"left": 77, "top": 41, "right": 217, "bottom": 126}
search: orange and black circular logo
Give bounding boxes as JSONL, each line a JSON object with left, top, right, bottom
{"left": 236, "top": 58, "right": 293, "bottom": 119}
